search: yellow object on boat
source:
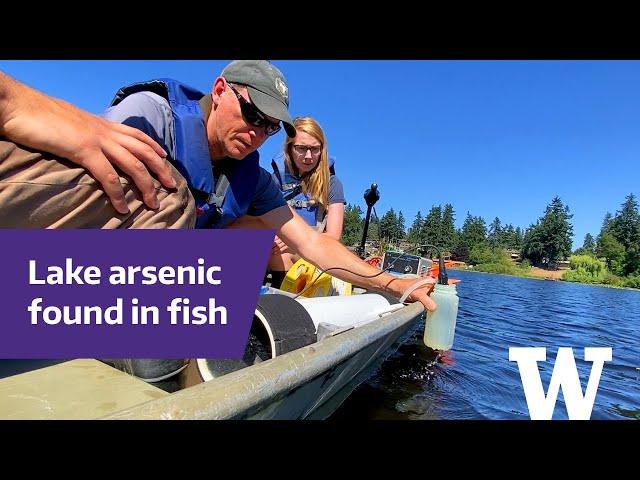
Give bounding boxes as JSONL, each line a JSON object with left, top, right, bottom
{"left": 280, "top": 258, "right": 352, "bottom": 297}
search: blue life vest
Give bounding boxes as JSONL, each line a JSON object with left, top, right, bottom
{"left": 110, "top": 78, "right": 259, "bottom": 229}
{"left": 271, "top": 155, "right": 336, "bottom": 227}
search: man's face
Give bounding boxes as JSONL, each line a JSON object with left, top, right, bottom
{"left": 210, "top": 79, "right": 280, "bottom": 160}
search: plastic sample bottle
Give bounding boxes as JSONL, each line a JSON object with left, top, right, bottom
{"left": 424, "top": 283, "right": 459, "bottom": 351}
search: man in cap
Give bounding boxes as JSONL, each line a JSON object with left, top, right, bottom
{"left": 97, "top": 60, "right": 298, "bottom": 230}
{"left": 0, "top": 61, "right": 436, "bottom": 310}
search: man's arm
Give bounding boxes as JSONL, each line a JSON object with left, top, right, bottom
{"left": 269, "top": 202, "right": 344, "bottom": 255}
{"left": 0, "top": 71, "right": 176, "bottom": 213}
{"left": 255, "top": 205, "right": 437, "bottom": 311}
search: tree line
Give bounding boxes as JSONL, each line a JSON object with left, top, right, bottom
{"left": 341, "top": 193, "right": 640, "bottom": 286}
{"left": 574, "top": 194, "right": 640, "bottom": 278}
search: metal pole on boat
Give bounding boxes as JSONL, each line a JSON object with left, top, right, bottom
{"left": 357, "top": 183, "right": 379, "bottom": 258}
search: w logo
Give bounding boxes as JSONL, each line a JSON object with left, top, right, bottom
{"left": 509, "top": 347, "right": 612, "bottom": 420}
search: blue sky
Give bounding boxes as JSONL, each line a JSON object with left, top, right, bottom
{"left": 2, "top": 60, "right": 639, "bottom": 248}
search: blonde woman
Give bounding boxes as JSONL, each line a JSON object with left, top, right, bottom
{"left": 268, "top": 117, "right": 346, "bottom": 283}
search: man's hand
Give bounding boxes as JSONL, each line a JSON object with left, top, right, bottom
{"left": 404, "top": 283, "right": 438, "bottom": 312}
{"left": 0, "top": 73, "right": 177, "bottom": 214}
{"left": 387, "top": 277, "right": 438, "bottom": 312}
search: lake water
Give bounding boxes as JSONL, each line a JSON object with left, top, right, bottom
{"left": 331, "top": 270, "right": 640, "bottom": 420}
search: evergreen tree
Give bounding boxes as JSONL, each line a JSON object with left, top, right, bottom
{"left": 502, "top": 224, "right": 522, "bottom": 250}
{"left": 341, "top": 204, "right": 363, "bottom": 246}
{"left": 421, "top": 206, "right": 443, "bottom": 253}
{"left": 623, "top": 245, "right": 640, "bottom": 276}
{"left": 514, "top": 226, "right": 524, "bottom": 249}
{"left": 522, "top": 223, "right": 545, "bottom": 266}
{"left": 368, "top": 214, "right": 380, "bottom": 242}
{"left": 407, "top": 211, "right": 423, "bottom": 245}
{"left": 522, "top": 197, "right": 573, "bottom": 267}
{"left": 458, "top": 213, "right": 487, "bottom": 249}
{"left": 452, "top": 213, "right": 486, "bottom": 262}
{"left": 441, "top": 204, "right": 457, "bottom": 253}
{"left": 487, "top": 217, "right": 503, "bottom": 250}
{"left": 583, "top": 233, "right": 596, "bottom": 253}
{"left": 396, "top": 210, "right": 406, "bottom": 240}
{"left": 596, "top": 212, "right": 613, "bottom": 248}
{"left": 379, "top": 208, "right": 399, "bottom": 242}
{"left": 609, "top": 193, "right": 640, "bottom": 250}
{"left": 609, "top": 194, "right": 640, "bottom": 275}
{"left": 542, "top": 196, "right": 573, "bottom": 264}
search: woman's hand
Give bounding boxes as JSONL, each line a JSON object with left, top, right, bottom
{"left": 272, "top": 235, "right": 291, "bottom": 254}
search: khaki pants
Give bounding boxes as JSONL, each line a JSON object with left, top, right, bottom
{"left": 0, "top": 140, "right": 195, "bottom": 228}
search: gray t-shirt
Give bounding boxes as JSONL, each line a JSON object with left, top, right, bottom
{"left": 328, "top": 175, "right": 346, "bottom": 206}
{"left": 101, "top": 91, "right": 286, "bottom": 218}
{"left": 102, "top": 91, "right": 177, "bottom": 158}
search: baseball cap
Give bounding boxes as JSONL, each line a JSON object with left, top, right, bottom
{"left": 221, "top": 60, "right": 295, "bottom": 137}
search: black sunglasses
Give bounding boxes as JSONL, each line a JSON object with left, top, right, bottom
{"left": 228, "top": 84, "right": 281, "bottom": 136}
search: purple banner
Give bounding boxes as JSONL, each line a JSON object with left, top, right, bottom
{"left": 0, "top": 230, "right": 274, "bottom": 358}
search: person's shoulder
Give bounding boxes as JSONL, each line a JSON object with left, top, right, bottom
{"left": 328, "top": 174, "right": 346, "bottom": 204}
{"left": 247, "top": 163, "right": 287, "bottom": 216}
{"left": 124, "top": 91, "right": 171, "bottom": 111}
{"left": 102, "top": 90, "right": 171, "bottom": 122}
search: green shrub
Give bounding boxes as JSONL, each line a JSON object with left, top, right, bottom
{"left": 564, "top": 255, "right": 607, "bottom": 284}
{"left": 564, "top": 269, "right": 602, "bottom": 284}
{"left": 569, "top": 255, "right": 606, "bottom": 276}
{"left": 475, "top": 262, "right": 518, "bottom": 275}
{"left": 602, "top": 273, "right": 625, "bottom": 287}
{"left": 623, "top": 274, "right": 640, "bottom": 289}
{"left": 469, "top": 244, "right": 495, "bottom": 265}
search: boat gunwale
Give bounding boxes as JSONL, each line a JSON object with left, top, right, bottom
{"left": 101, "top": 302, "right": 424, "bottom": 420}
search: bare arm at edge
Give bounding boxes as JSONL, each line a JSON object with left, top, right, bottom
{"left": 0, "top": 71, "right": 177, "bottom": 213}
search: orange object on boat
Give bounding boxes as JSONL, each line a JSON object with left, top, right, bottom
{"left": 428, "top": 260, "right": 456, "bottom": 280}
{"left": 365, "top": 256, "right": 383, "bottom": 268}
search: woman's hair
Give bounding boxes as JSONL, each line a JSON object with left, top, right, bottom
{"left": 283, "top": 116, "right": 330, "bottom": 210}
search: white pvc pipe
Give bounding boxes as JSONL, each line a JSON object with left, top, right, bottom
{"left": 295, "top": 294, "right": 400, "bottom": 330}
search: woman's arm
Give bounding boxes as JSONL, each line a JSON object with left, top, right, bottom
{"left": 324, "top": 203, "right": 344, "bottom": 240}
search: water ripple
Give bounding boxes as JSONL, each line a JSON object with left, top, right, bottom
{"left": 333, "top": 270, "right": 640, "bottom": 420}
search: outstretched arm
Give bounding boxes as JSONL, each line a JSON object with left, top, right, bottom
{"left": 256, "top": 205, "right": 437, "bottom": 311}
{"left": 0, "top": 71, "right": 177, "bottom": 214}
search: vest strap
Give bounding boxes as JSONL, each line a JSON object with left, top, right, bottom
{"left": 208, "top": 172, "right": 230, "bottom": 208}
{"left": 289, "top": 199, "right": 314, "bottom": 209}
{"left": 283, "top": 184, "right": 302, "bottom": 202}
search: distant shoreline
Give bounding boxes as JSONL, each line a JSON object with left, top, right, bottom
{"left": 448, "top": 266, "right": 640, "bottom": 291}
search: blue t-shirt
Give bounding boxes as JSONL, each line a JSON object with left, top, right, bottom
{"left": 101, "top": 91, "right": 286, "bottom": 219}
